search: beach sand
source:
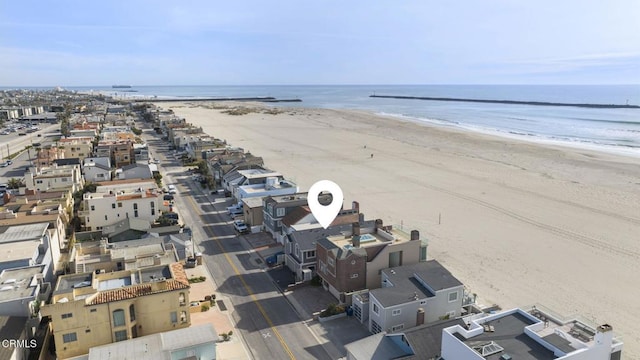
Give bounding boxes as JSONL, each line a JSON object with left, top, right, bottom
{"left": 161, "top": 102, "right": 640, "bottom": 357}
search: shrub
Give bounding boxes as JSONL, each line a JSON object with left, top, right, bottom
{"left": 201, "top": 304, "right": 210, "bottom": 312}
{"left": 188, "top": 276, "right": 206, "bottom": 283}
{"left": 319, "top": 303, "right": 345, "bottom": 318}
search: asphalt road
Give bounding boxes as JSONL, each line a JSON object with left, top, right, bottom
{"left": 0, "top": 125, "right": 58, "bottom": 185}
{"left": 140, "top": 124, "right": 332, "bottom": 360}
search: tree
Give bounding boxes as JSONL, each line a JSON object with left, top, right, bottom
{"left": 7, "top": 178, "right": 24, "bottom": 189}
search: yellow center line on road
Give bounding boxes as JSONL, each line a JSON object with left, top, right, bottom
{"left": 185, "top": 193, "right": 296, "bottom": 360}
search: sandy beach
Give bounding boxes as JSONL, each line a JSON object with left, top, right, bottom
{"left": 161, "top": 102, "right": 640, "bottom": 357}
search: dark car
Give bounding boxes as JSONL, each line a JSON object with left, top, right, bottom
{"left": 266, "top": 251, "right": 284, "bottom": 266}
{"left": 163, "top": 194, "right": 174, "bottom": 201}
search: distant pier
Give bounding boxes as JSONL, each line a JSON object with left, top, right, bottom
{"left": 370, "top": 94, "right": 640, "bottom": 109}
{"left": 136, "top": 97, "right": 301, "bottom": 103}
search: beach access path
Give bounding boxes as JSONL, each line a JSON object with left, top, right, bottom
{"left": 161, "top": 102, "right": 640, "bottom": 358}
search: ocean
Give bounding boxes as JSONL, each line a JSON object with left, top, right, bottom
{"left": 28, "top": 85, "right": 640, "bottom": 157}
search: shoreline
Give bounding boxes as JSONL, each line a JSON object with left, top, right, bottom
{"left": 159, "top": 101, "right": 640, "bottom": 356}
{"left": 372, "top": 110, "right": 640, "bottom": 160}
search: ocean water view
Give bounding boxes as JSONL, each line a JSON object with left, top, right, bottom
{"left": 13, "top": 84, "right": 640, "bottom": 157}
{"left": 108, "top": 85, "right": 640, "bottom": 156}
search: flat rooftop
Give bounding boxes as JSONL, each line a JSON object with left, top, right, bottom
{"left": 327, "top": 227, "right": 410, "bottom": 251}
{"left": 53, "top": 263, "right": 187, "bottom": 303}
{"left": 240, "top": 180, "right": 296, "bottom": 193}
{"left": 0, "top": 239, "right": 41, "bottom": 263}
{"left": 237, "top": 169, "right": 280, "bottom": 178}
{"left": 458, "top": 312, "right": 555, "bottom": 360}
{"left": 269, "top": 192, "right": 308, "bottom": 203}
{"left": 0, "top": 265, "right": 44, "bottom": 302}
{"left": 0, "top": 222, "right": 49, "bottom": 244}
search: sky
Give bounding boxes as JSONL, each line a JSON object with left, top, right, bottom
{"left": 1, "top": 0, "right": 639, "bottom": 86}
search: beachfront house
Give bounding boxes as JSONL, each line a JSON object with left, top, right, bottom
{"left": 364, "top": 260, "right": 464, "bottom": 334}
{"left": 316, "top": 222, "right": 427, "bottom": 303}
{"left": 283, "top": 205, "right": 370, "bottom": 282}
{"left": 441, "top": 306, "right": 623, "bottom": 360}
{"left": 263, "top": 193, "right": 309, "bottom": 243}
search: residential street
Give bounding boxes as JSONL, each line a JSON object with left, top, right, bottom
{"left": 141, "top": 126, "right": 333, "bottom": 360}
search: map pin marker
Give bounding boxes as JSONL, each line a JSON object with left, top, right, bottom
{"left": 308, "top": 180, "right": 344, "bottom": 229}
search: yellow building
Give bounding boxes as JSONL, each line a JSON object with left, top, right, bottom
{"left": 41, "top": 263, "right": 191, "bottom": 359}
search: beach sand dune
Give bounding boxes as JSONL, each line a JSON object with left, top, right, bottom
{"left": 163, "top": 102, "right": 640, "bottom": 358}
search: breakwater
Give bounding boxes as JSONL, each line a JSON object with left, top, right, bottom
{"left": 370, "top": 94, "right": 640, "bottom": 109}
{"left": 136, "top": 97, "right": 301, "bottom": 103}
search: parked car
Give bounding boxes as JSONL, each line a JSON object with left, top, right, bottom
{"left": 0, "top": 160, "right": 12, "bottom": 167}
{"left": 266, "top": 251, "right": 285, "bottom": 266}
{"left": 233, "top": 220, "right": 249, "bottom": 234}
{"left": 163, "top": 194, "right": 174, "bottom": 201}
{"left": 226, "top": 203, "right": 243, "bottom": 214}
{"left": 229, "top": 208, "right": 244, "bottom": 218}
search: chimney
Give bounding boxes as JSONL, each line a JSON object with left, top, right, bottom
{"left": 352, "top": 222, "right": 361, "bottom": 236}
{"left": 595, "top": 324, "right": 613, "bottom": 348}
{"left": 411, "top": 230, "right": 420, "bottom": 241}
{"left": 352, "top": 201, "right": 359, "bottom": 211}
{"left": 375, "top": 219, "right": 383, "bottom": 229}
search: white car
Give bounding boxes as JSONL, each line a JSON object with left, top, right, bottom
{"left": 168, "top": 185, "right": 177, "bottom": 194}
{"left": 234, "top": 220, "right": 249, "bottom": 233}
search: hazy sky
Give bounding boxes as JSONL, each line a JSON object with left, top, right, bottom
{"left": 1, "top": 1, "right": 639, "bottom": 86}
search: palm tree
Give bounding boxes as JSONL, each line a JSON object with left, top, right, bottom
{"left": 7, "top": 178, "right": 24, "bottom": 189}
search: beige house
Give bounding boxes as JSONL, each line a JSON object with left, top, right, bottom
{"left": 58, "top": 137, "right": 94, "bottom": 161}
{"left": 41, "top": 263, "right": 191, "bottom": 359}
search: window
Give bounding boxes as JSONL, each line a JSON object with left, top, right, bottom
{"left": 170, "top": 311, "right": 178, "bottom": 324}
{"left": 328, "top": 257, "right": 335, "bottom": 266}
{"left": 62, "top": 332, "right": 77, "bottom": 343}
{"left": 392, "top": 309, "right": 401, "bottom": 316}
{"left": 179, "top": 293, "right": 186, "bottom": 306}
{"left": 391, "top": 324, "right": 405, "bottom": 332}
{"left": 133, "top": 203, "right": 138, "bottom": 210}
{"left": 151, "top": 208, "right": 155, "bottom": 216}
{"left": 90, "top": 205, "right": 95, "bottom": 211}
{"left": 134, "top": 210, "right": 139, "bottom": 218}
{"left": 105, "top": 215, "right": 108, "bottom": 221}
{"left": 90, "top": 309, "right": 97, "bottom": 313}
{"left": 448, "top": 291, "right": 458, "bottom": 303}
{"left": 180, "top": 311, "right": 187, "bottom": 323}
{"left": 276, "top": 207, "right": 285, "bottom": 217}
{"left": 114, "top": 330, "right": 127, "bottom": 342}
{"left": 129, "top": 304, "right": 136, "bottom": 322}
{"left": 61, "top": 313, "right": 73, "bottom": 319}
{"left": 118, "top": 202, "right": 122, "bottom": 208}
{"left": 419, "top": 245, "right": 427, "bottom": 262}
{"left": 307, "top": 250, "right": 316, "bottom": 259}
{"left": 373, "top": 303, "right": 379, "bottom": 314}
{"left": 112, "top": 203, "right": 116, "bottom": 209}
{"left": 36, "top": 180, "right": 43, "bottom": 184}
{"left": 85, "top": 329, "right": 91, "bottom": 333}
{"left": 113, "top": 309, "right": 125, "bottom": 327}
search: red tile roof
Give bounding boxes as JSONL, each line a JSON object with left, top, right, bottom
{"left": 88, "top": 279, "right": 189, "bottom": 305}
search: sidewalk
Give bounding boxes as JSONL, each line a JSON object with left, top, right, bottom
{"left": 185, "top": 265, "right": 252, "bottom": 360}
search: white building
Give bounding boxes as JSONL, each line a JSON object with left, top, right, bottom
{"left": 81, "top": 188, "right": 160, "bottom": 231}
{"left": 83, "top": 323, "right": 218, "bottom": 360}
{"left": 24, "top": 163, "right": 84, "bottom": 193}
{"left": 360, "top": 260, "right": 464, "bottom": 334}
{"left": 236, "top": 177, "right": 298, "bottom": 202}
{"left": 83, "top": 162, "right": 111, "bottom": 183}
